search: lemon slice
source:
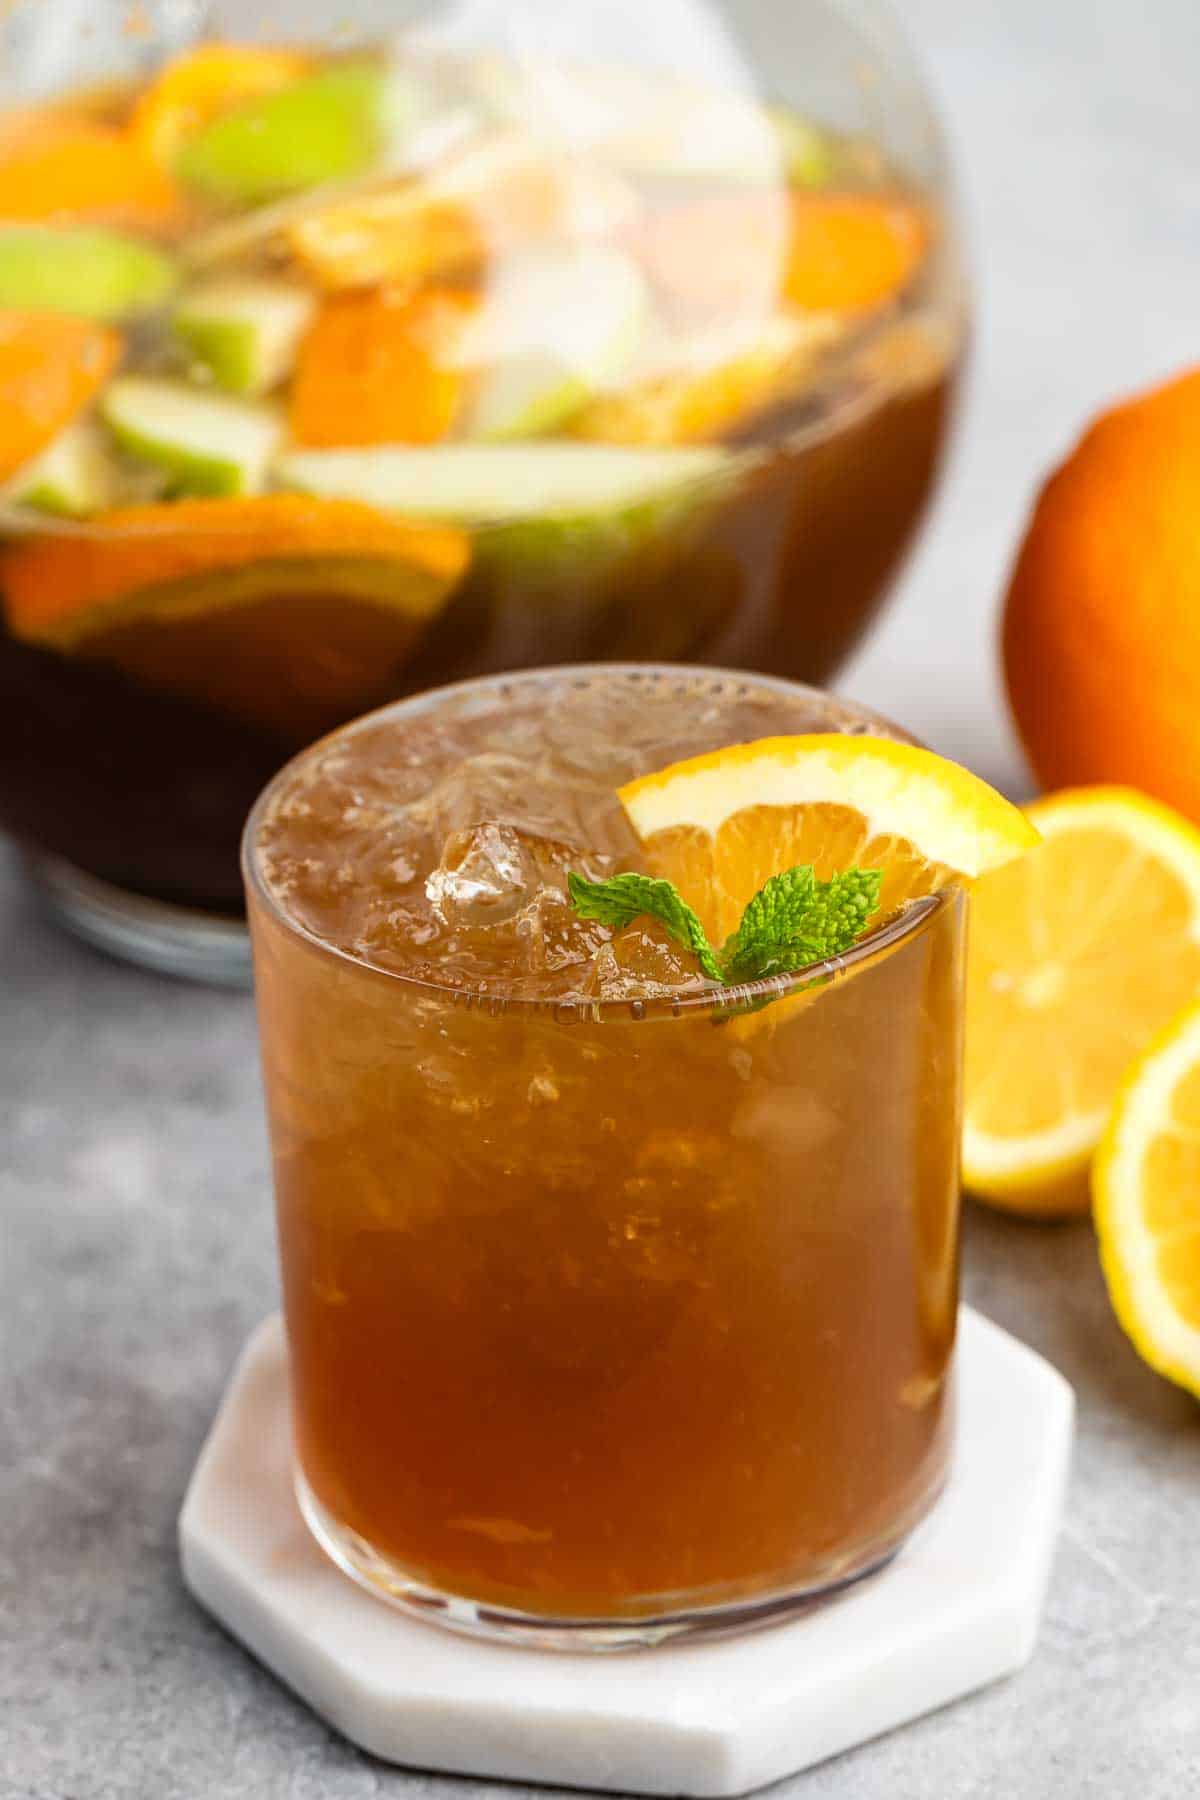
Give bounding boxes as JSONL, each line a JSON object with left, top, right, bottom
{"left": 619, "top": 732, "right": 1038, "bottom": 943}
{"left": 964, "top": 787, "right": 1200, "bottom": 1216}
{"left": 1094, "top": 998, "right": 1200, "bottom": 1395}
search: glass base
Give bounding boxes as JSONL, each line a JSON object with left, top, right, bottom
{"left": 27, "top": 852, "right": 251, "bottom": 988}
{"left": 295, "top": 1469, "right": 917, "bottom": 1653}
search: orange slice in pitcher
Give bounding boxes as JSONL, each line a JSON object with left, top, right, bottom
{"left": 783, "top": 194, "right": 929, "bottom": 314}
{"left": 290, "top": 287, "right": 475, "bottom": 447}
{"left": 1, "top": 494, "right": 469, "bottom": 741}
{"left": 0, "top": 312, "right": 121, "bottom": 481}
{"left": 0, "top": 121, "right": 184, "bottom": 230}
{"left": 620, "top": 734, "right": 1037, "bottom": 945}
{"left": 639, "top": 192, "right": 929, "bottom": 322}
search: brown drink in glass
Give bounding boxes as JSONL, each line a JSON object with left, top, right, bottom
{"left": 244, "top": 667, "right": 964, "bottom": 1647}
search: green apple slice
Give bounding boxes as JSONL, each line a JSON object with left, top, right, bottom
{"left": 275, "top": 441, "right": 728, "bottom": 521}
{"left": 172, "top": 277, "right": 316, "bottom": 396}
{"left": 276, "top": 440, "right": 733, "bottom": 601}
{"left": 457, "top": 246, "right": 649, "bottom": 440}
{"left": 175, "top": 61, "right": 399, "bottom": 205}
{"left": 0, "top": 226, "right": 177, "bottom": 321}
{"left": 5, "top": 420, "right": 118, "bottom": 519}
{"left": 102, "top": 377, "right": 283, "bottom": 498}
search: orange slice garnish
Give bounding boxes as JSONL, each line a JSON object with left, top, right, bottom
{"left": 620, "top": 734, "right": 1036, "bottom": 945}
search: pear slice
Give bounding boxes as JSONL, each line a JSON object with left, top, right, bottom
{"left": 102, "top": 376, "right": 283, "bottom": 497}
{"left": 457, "top": 246, "right": 649, "bottom": 441}
{"left": 5, "top": 420, "right": 118, "bottom": 519}
{"left": 175, "top": 61, "right": 397, "bottom": 205}
{"left": 0, "top": 226, "right": 177, "bottom": 321}
{"left": 172, "top": 277, "right": 316, "bottom": 396}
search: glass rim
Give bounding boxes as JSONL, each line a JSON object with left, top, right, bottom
{"left": 241, "top": 661, "right": 958, "bottom": 1021}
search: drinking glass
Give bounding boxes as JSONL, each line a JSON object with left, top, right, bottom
{"left": 243, "top": 665, "right": 965, "bottom": 1648}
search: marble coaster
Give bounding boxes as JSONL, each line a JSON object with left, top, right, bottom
{"left": 180, "top": 1308, "right": 1073, "bottom": 1796}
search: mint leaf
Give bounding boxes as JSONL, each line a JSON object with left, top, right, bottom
{"left": 567, "top": 870, "right": 725, "bottom": 982}
{"left": 722, "top": 867, "right": 884, "bottom": 983}
{"left": 568, "top": 863, "right": 883, "bottom": 992}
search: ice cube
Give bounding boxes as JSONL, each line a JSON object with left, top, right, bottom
{"left": 584, "top": 919, "right": 704, "bottom": 999}
{"left": 424, "top": 820, "right": 617, "bottom": 963}
{"left": 425, "top": 821, "right": 534, "bottom": 926}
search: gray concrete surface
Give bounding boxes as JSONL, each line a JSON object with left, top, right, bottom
{"left": 5, "top": 0, "right": 1200, "bottom": 1794}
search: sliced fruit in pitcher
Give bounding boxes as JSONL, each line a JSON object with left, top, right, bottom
{"left": 129, "top": 43, "right": 314, "bottom": 169}
{"left": 174, "top": 61, "right": 395, "bottom": 204}
{"left": 459, "top": 246, "right": 649, "bottom": 440}
{"left": 0, "top": 311, "right": 121, "bottom": 481}
{"left": 0, "top": 494, "right": 470, "bottom": 740}
{"left": 1094, "top": 997, "right": 1200, "bottom": 1397}
{"left": 276, "top": 440, "right": 731, "bottom": 595}
{"left": 285, "top": 131, "right": 615, "bottom": 290}
{"left": 0, "top": 120, "right": 184, "bottom": 229}
{"left": 172, "top": 276, "right": 316, "bottom": 396}
{"left": 4, "top": 419, "right": 118, "bottom": 518}
{"left": 276, "top": 441, "right": 729, "bottom": 521}
{"left": 0, "top": 227, "right": 177, "bottom": 321}
{"left": 101, "top": 376, "right": 284, "bottom": 498}
{"left": 784, "top": 194, "right": 929, "bottom": 313}
{"left": 964, "top": 787, "right": 1200, "bottom": 1216}
{"left": 571, "top": 313, "right": 841, "bottom": 446}
{"left": 641, "top": 191, "right": 928, "bottom": 320}
{"left": 289, "top": 287, "right": 475, "bottom": 447}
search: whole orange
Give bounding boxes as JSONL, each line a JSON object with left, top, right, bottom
{"left": 1004, "top": 367, "right": 1200, "bottom": 821}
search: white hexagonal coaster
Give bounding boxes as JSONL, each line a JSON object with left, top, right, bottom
{"left": 180, "top": 1307, "right": 1073, "bottom": 1797}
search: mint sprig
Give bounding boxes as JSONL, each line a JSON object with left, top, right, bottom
{"left": 567, "top": 870, "right": 725, "bottom": 982}
{"left": 567, "top": 864, "right": 883, "bottom": 989}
